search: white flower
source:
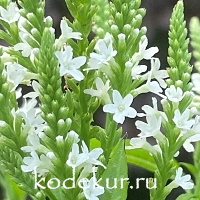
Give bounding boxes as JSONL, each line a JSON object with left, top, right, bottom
{"left": 23, "top": 80, "right": 41, "bottom": 99}
{"left": 81, "top": 141, "right": 106, "bottom": 169}
{"left": 126, "top": 137, "right": 147, "bottom": 149}
{"left": 5, "top": 62, "right": 38, "bottom": 91}
{"left": 131, "top": 65, "right": 147, "bottom": 79}
{"left": 136, "top": 115, "right": 162, "bottom": 138}
{"left": 55, "top": 20, "right": 82, "bottom": 48}
{"left": 173, "top": 109, "right": 195, "bottom": 130}
{"left": 60, "top": 19, "right": 82, "bottom": 40}
{"left": 134, "top": 81, "right": 164, "bottom": 98}
{"left": 147, "top": 58, "right": 168, "bottom": 88}
{"left": 0, "top": 2, "right": 20, "bottom": 23}
{"left": 83, "top": 177, "right": 104, "bottom": 200}
{"left": 66, "top": 143, "right": 88, "bottom": 168}
{"left": 84, "top": 77, "right": 111, "bottom": 103}
{"left": 125, "top": 35, "right": 159, "bottom": 68}
{"left": 87, "top": 33, "right": 117, "bottom": 70}
{"left": 14, "top": 32, "right": 39, "bottom": 57}
{"left": 5, "top": 62, "right": 26, "bottom": 91}
{"left": 16, "top": 99, "right": 44, "bottom": 128}
{"left": 174, "top": 167, "right": 194, "bottom": 190}
{"left": 183, "top": 116, "right": 200, "bottom": 152}
{"left": 183, "top": 134, "right": 200, "bottom": 152}
{"left": 21, "top": 151, "right": 52, "bottom": 176}
{"left": 55, "top": 46, "right": 86, "bottom": 81}
{"left": 191, "top": 73, "right": 200, "bottom": 94}
{"left": 137, "top": 97, "right": 167, "bottom": 121}
{"left": 165, "top": 85, "right": 184, "bottom": 102}
{"left": 16, "top": 87, "right": 22, "bottom": 99}
{"left": 103, "top": 90, "right": 137, "bottom": 124}
{"left": 21, "top": 134, "right": 41, "bottom": 153}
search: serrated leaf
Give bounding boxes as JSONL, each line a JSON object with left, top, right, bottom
{"left": 99, "top": 140, "right": 128, "bottom": 200}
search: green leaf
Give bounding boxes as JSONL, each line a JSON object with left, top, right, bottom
{"left": 176, "top": 193, "right": 199, "bottom": 200}
{"left": 0, "top": 172, "right": 27, "bottom": 200}
{"left": 126, "top": 148, "right": 156, "bottom": 172}
{"left": 99, "top": 140, "right": 128, "bottom": 200}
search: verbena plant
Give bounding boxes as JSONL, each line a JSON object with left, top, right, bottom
{"left": 0, "top": 0, "right": 199, "bottom": 199}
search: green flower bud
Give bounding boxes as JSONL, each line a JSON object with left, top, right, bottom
{"left": 51, "top": 100, "right": 59, "bottom": 112}
{"left": 117, "top": 33, "right": 126, "bottom": 52}
{"left": 123, "top": 24, "right": 131, "bottom": 35}
{"left": 115, "top": 12, "right": 123, "bottom": 29}
{"left": 27, "top": 13, "right": 39, "bottom": 29}
{"left": 56, "top": 135, "right": 64, "bottom": 145}
{"left": 134, "top": 14, "right": 143, "bottom": 28}
{"left": 111, "top": 24, "right": 119, "bottom": 35}
{"left": 122, "top": 3, "right": 129, "bottom": 16}
{"left": 175, "top": 80, "right": 183, "bottom": 88}
{"left": 44, "top": 16, "right": 53, "bottom": 27}
{"left": 182, "top": 72, "right": 191, "bottom": 84}
{"left": 140, "top": 26, "right": 147, "bottom": 35}
{"left": 31, "top": 28, "right": 41, "bottom": 41}
{"left": 57, "top": 106, "right": 69, "bottom": 119}
{"left": 57, "top": 118, "right": 71, "bottom": 134}
{"left": 46, "top": 113, "right": 57, "bottom": 126}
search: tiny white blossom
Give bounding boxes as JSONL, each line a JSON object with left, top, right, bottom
{"left": 21, "top": 151, "right": 52, "bottom": 176}
{"left": 55, "top": 46, "right": 86, "bottom": 81}
{"left": 66, "top": 143, "right": 88, "bottom": 168}
{"left": 136, "top": 81, "right": 164, "bottom": 98}
{"left": 131, "top": 65, "right": 147, "bottom": 79}
{"left": 21, "top": 134, "right": 40, "bottom": 153}
{"left": 147, "top": 58, "right": 168, "bottom": 88}
{"left": 87, "top": 33, "right": 117, "bottom": 70}
{"left": 125, "top": 35, "right": 159, "bottom": 68}
{"left": 103, "top": 90, "right": 137, "bottom": 124}
{"left": 174, "top": 167, "right": 194, "bottom": 190}
{"left": 83, "top": 177, "right": 104, "bottom": 200}
{"left": 60, "top": 19, "right": 82, "bottom": 40}
{"left": 136, "top": 115, "right": 162, "bottom": 138}
{"left": 183, "top": 134, "right": 200, "bottom": 152}
{"left": 84, "top": 77, "right": 111, "bottom": 103}
{"left": 0, "top": 2, "right": 20, "bottom": 23}
{"left": 14, "top": 32, "right": 39, "bottom": 57}
{"left": 16, "top": 98, "right": 44, "bottom": 128}
{"left": 137, "top": 97, "right": 167, "bottom": 121}
{"left": 126, "top": 137, "right": 147, "bottom": 149}
{"left": 81, "top": 141, "right": 106, "bottom": 169}
{"left": 183, "top": 116, "right": 200, "bottom": 152}
{"left": 23, "top": 80, "right": 41, "bottom": 99}
{"left": 191, "top": 73, "right": 200, "bottom": 94}
{"left": 173, "top": 109, "right": 195, "bottom": 130}
{"left": 165, "top": 85, "right": 184, "bottom": 102}
{"left": 5, "top": 62, "right": 38, "bottom": 91}
{"left": 16, "top": 87, "right": 22, "bottom": 99}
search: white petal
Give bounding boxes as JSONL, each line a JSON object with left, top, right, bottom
{"left": 103, "top": 104, "right": 116, "bottom": 113}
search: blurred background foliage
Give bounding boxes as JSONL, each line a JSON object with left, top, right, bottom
{"left": 0, "top": 0, "right": 200, "bottom": 199}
